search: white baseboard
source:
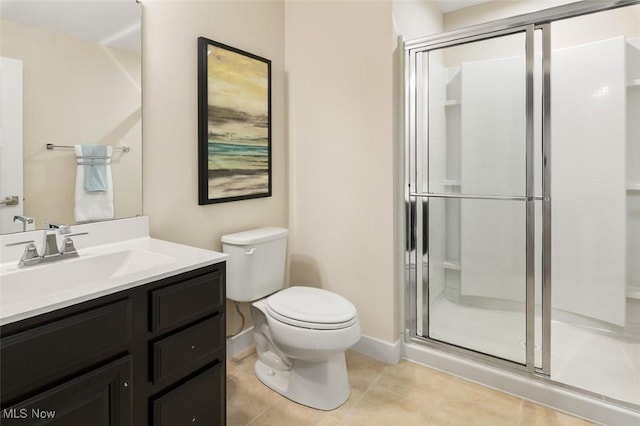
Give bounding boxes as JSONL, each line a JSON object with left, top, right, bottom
{"left": 403, "top": 342, "right": 640, "bottom": 426}
{"left": 352, "top": 334, "right": 402, "bottom": 365}
{"left": 226, "top": 326, "right": 254, "bottom": 359}
{"left": 226, "top": 329, "right": 402, "bottom": 366}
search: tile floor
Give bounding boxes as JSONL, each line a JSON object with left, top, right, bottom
{"left": 227, "top": 350, "right": 595, "bottom": 426}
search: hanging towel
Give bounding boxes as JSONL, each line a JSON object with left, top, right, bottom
{"left": 82, "top": 144, "right": 109, "bottom": 192}
{"left": 74, "top": 145, "right": 114, "bottom": 222}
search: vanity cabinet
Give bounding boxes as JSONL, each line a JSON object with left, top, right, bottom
{"left": 145, "top": 266, "right": 226, "bottom": 426}
{"left": 0, "top": 262, "right": 226, "bottom": 425}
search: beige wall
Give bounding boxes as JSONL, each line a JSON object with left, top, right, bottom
{"left": 141, "top": 0, "right": 442, "bottom": 342}
{"left": 141, "top": 0, "right": 287, "bottom": 334}
{"left": 285, "top": 1, "right": 397, "bottom": 342}
{"left": 0, "top": 19, "right": 142, "bottom": 228}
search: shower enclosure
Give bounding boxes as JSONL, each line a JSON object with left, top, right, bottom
{"left": 405, "top": 0, "right": 640, "bottom": 409}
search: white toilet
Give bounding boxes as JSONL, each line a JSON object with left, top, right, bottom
{"left": 222, "top": 227, "right": 361, "bottom": 410}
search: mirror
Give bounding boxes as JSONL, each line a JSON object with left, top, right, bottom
{"left": 0, "top": 0, "right": 142, "bottom": 234}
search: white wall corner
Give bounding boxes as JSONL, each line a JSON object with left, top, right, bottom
{"left": 352, "top": 334, "right": 402, "bottom": 365}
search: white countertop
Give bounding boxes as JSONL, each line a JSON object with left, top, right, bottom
{"left": 0, "top": 217, "right": 227, "bottom": 326}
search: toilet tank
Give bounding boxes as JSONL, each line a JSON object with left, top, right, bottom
{"left": 222, "top": 227, "right": 288, "bottom": 302}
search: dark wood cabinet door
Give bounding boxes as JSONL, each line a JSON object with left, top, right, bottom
{"left": 0, "top": 299, "right": 132, "bottom": 403}
{"left": 0, "top": 357, "right": 132, "bottom": 426}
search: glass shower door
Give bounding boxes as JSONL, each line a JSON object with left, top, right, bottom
{"left": 413, "top": 28, "right": 537, "bottom": 365}
{"left": 407, "top": 0, "right": 640, "bottom": 409}
{"left": 546, "top": 6, "right": 640, "bottom": 406}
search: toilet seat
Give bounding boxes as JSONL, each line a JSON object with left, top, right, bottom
{"left": 266, "top": 286, "right": 358, "bottom": 330}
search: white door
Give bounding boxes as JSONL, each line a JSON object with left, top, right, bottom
{"left": 0, "top": 56, "right": 24, "bottom": 233}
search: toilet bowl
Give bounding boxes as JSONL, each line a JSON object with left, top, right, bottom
{"left": 251, "top": 287, "right": 361, "bottom": 410}
{"left": 222, "top": 228, "right": 361, "bottom": 410}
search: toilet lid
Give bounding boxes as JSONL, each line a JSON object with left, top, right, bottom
{"left": 266, "top": 286, "right": 357, "bottom": 330}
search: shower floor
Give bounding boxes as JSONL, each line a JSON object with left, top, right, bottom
{"left": 428, "top": 295, "right": 640, "bottom": 406}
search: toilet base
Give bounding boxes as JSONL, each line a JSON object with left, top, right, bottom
{"left": 254, "top": 353, "right": 351, "bottom": 411}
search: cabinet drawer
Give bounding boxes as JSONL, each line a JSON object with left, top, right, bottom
{"left": 152, "top": 315, "right": 224, "bottom": 383}
{"left": 0, "top": 299, "right": 132, "bottom": 401}
{"left": 150, "top": 270, "right": 223, "bottom": 332}
{"left": 152, "top": 362, "right": 224, "bottom": 426}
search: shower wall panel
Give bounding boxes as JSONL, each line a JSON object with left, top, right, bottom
{"left": 455, "top": 38, "right": 627, "bottom": 327}
{"left": 551, "top": 36, "right": 626, "bottom": 326}
{"left": 426, "top": 56, "right": 447, "bottom": 304}
{"left": 627, "top": 38, "right": 640, "bottom": 295}
{"left": 459, "top": 55, "right": 526, "bottom": 302}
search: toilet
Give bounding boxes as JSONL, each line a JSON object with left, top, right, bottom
{"left": 222, "top": 227, "right": 361, "bottom": 410}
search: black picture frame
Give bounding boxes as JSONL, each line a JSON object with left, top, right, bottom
{"left": 198, "top": 37, "right": 272, "bottom": 204}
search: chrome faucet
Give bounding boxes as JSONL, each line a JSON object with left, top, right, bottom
{"left": 42, "top": 223, "right": 69, "bottom": 257}
{"left": 5, "top": 224, "right": 88, "bottom": 267}
{"left": 13, "top": 215, "right": 34, "bottom": 232}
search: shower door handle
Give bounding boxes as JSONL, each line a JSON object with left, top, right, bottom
{"left": 410, "top": 192, "right": 533, "bottom": 201}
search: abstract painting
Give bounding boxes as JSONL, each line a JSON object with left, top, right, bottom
{"left": 198, "top": 37, "right": 271, "bottom": 204}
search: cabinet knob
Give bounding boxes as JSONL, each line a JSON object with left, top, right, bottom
{"left": 191, "top": 417, "right": 197, "bottom": 423}
{"left": 123, "top": 381, "right": 129, "bottom": 388}
{"left": 191, "top": 344, "right": 196, "bottom": 350}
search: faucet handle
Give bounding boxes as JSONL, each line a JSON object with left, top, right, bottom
{"left": 21, "top": 243, "right": 40, "bottom": 261}
{"left": 5, "top": 239, "right": 36, "bottom": 247}
{"left": 58, "top": 232, "right": 87, "bottom": 255}
{"left": 66, "top": 232, "right": 88, "bottom": 238}
{"left": 59, "top": 238, "right": 78, "bottom": 256}
{"left": 58, "top": 225, "right": 72, "bottom": 235}
{"left": 10, "top": 242, "right": 41, "bottom": 267}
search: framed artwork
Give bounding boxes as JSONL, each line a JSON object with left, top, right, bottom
{"left": 198, "top": 37, "right": 272, "bottom": 204}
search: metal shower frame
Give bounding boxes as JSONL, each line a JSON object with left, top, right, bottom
{"left": 403, "top": 0, "right": 640, "bottom": 409}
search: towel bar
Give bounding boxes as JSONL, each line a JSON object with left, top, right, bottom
{"left": 46, "top": 143, "right": 132, "bottom": 153}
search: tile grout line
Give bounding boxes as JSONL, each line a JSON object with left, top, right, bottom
{"left": 336, "top": 366, "right": 387, "bottom": 425}
{"left": 245, "top": 395, "right": 285, "bottom": 426}
{"left": 515, "top": 398, "right": 526, "bottom": 426}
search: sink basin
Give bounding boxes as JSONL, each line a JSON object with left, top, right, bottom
{"left": 0, "top": 249, "right": 176, "bottom": 306}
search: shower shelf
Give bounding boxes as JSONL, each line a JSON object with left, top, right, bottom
{"left": 431, "top": 180, "right": 461, "bottom": 188}
{"left": 627, "top": 79, "right": 640, "bottom": 88}
{"left": 627, "top": 182, "right": 640, "bottom": 191}
{"left": 428, "top": 181, "right": 462, "bottom": 193}
{"left": 627, "top": 286, "right": 640, "bottom": 300}
{"left": 421, "top": 257, "right": 461, "bottom": 271}
{"left": 444, "top": 261, "right": 461, "bottom": 271}
{"left": 443, "top": 99, "right": 461, "bottom": 107}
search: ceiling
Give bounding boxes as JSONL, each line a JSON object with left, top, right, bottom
{"left": 433, "top": 0, "right": 493, "bottom": 13}
{"left": 0, "top": 0, "right": 140, "bottom": 52}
